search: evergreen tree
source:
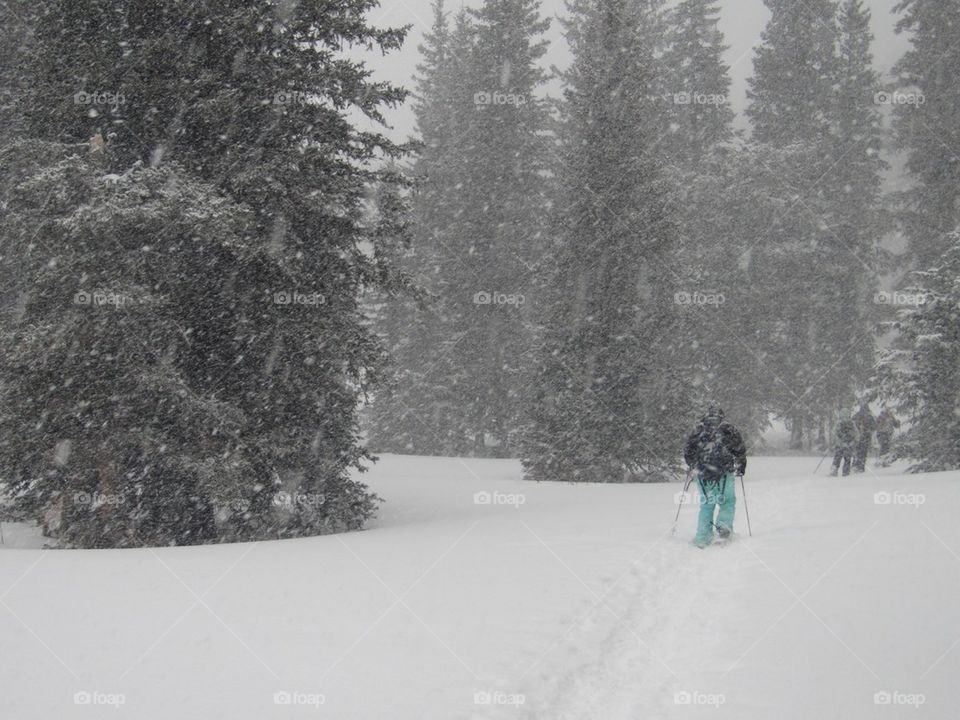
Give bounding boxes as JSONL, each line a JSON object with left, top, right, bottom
{"left": 0, "top": 0, "right": 35, "bottom": 321}
{"left": 364, "top": 163, "right": 434, "bottom": 455}
{"left": 745, "top": 0, "right": 880, "bottom": 448}
{"left": 874, "top": 232, "right": 960, "bottom": 471}
{"left": 443, "top": 0, "right": 551, "bottom": 455}
{"left": 671, "top": 146, "right": 769, "bottom": 438}
{"left": 372, "top": 0, "right": 552, "bottom": 456}
{"left": 522, "top": 0, "right": 689, "bottom": 482}
{"left": 367, "top": 3, "right": 478, "bottom": 455}
{"left": 823, "top": 0, "right": 886, "bottom": 396}
{"left": 657, "top": 0, "right": 766, "bottom": 436}
{"left": 747, "top": 0, "right": 839, "bottom": 146}
{"left": 0, "top": 142, "right": 252, "bottom": 546}
{"left": 0, "top": 0, "right": 31, "bottom": 144}
{"left": 660, "top": 0, "right": 735, "bottom": 168}
{"left": 1, "top": 0, "right": 410, "bottom": 545}
{"left": 892, "top": 0, "right": 960, "bottom": 267}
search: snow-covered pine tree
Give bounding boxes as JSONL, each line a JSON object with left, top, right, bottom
{"left": 874, "top": 232, "right": 960, "bottom": 471}
{"left": 655, "top": 0, "right": 770, "bottom": 436}
{"left": 835, "top": 0, "right": 887, "bottom": 198}
{"left": 0, "top": 0, "right": 30, "bottom": 145}
{"left": 892, "top": 0, "right": 960, "bottom": 267}
{"left": 521, "top": 0, "right": 690, "bottom": 483}
{"left": 660, "top": 0, "right": 735, "bottom": 169}
{"left": 364, "top": 162, "right": 436, "bottom": 456}
{"left": 367, "top": 1, "right": 446, "bottom": 454}
{"left": 442, "top": 0, "right": 552, "bottom": 456}
{"left": 367, "top": 3, "right": 482, "bottom": 455}
{"left": 747, "top": 0, "right": 839, "bottom": 147}
{"left": 0, "top": 142, "right": 254, "bottom": 546}
{"left": 746, "top": 0, "right": 877, "bottom": 448}
{"left": 671, "top": 146, "right": 770, "bottom": 438}
{"left": 3, "top": 0, "right": 410, "bottom": 545}
{"left": 821, "top": 0, "right": 887, "bottom": 393}
{"left": 0, "top": 0, "right": 33, "bottom": 321}
{"left": 378, "top": 0, "right": 550, "bottom": 457}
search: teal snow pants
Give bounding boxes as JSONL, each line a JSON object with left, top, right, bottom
{"left": 695, "top": 474, "right": 737, "bottom": 547}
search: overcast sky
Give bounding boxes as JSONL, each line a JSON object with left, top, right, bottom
{"left": 358, "top": 0, "right": 912, "bottom": 141}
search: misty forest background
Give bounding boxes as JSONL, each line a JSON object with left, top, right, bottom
{"left": 0, "top": 0, "right": 957, "bottom": 547}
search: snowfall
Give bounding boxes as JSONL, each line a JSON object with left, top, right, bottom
{"left": 1, "top": 453, "right": 956, "bottom": 719}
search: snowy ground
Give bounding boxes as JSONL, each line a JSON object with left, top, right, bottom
{"left": 1, "top": 455, "right": 957, "bottom": 719}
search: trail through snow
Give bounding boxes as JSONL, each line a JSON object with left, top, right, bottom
{"left": 1, "top": 456, "right": 957, "bottom": 719}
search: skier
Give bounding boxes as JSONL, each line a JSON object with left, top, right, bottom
{"left": 683, "top": 406, "right": 747, "bottom": 548}
{"left": 830, "top": 412, "right": 858, "bottom": 477}
{"left": 876, "top": 406, "right": 901, "bottom": 460}
{"left": 852, "top": 404, "right": 876, "bottom": 473}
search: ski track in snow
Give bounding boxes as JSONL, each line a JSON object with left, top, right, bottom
{"left": 474, "top": 479, "right": 794, "bottom": 720}
{"left": 523, "top": 542, "right": 737, "bottom": 719}
{"left": 7, "top": 457, "right": 954, "bottom": 719}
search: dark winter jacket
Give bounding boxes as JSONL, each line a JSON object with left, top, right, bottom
{"left": 684, "top": 417, "right": 747, "bottom": 480}
{"left": 854, "top": 408, "right": 876, "bottom": 437}
{"left": 876, "top": 410, "right": 900, "bottom": 435}
{"left": 835, "top": 418, "right": 857, "bottom": 449}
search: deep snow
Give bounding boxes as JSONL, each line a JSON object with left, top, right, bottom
{"left": 1, "top": 455, "right": 957, "bottom": 719}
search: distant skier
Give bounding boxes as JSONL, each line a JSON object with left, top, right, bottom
{"left": 684, "top": 406, "right": 747, "bottom": 548}
{"left": 852, "top": 404, "right": 876, "bottom": 473}
{"left": 830, "top": 413, "right": 858, "bottom": 477}
{"left": 875, "top": 407, "right": 901, "bottom": 460}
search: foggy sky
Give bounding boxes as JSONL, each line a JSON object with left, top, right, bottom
{"left": 359, "top": 0, "right": 912, "bottom": 142}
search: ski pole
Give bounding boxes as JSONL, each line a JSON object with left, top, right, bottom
{"left": 672, "top": 469, "right": 694, "bottom": 534}
{"left": 739, "top": 473, "right": 752, "bottom": 537}
{"left": 814, "top": 453, "right": 830, "bottom": 474}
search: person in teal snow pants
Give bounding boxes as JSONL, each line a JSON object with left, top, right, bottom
{"left": 684, "top": 405, "right": 747, "bottom": 548}
{"left": 695, "top": 474, "right": 737, "bottom": 548}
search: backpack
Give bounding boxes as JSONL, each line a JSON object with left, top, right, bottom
{"left": 697, "top": 423, "right": 736, "bottom": 482}
{"left": 876, "top": 411, "right": 898, "bottom": 434}
{"left": 836, "top": 419, "right": 857, "bottom": 446}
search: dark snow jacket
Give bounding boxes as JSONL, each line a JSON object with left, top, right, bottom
{"left": 854, "top": 408, "right": 876, "bottom": 438}
{"left": 835, "top": 418, "right": 857, "bottom": 449}
{"left": 684, "top": 418, "right": 747, "bottom": 481}
{"left": 876, "top": 410, "right": 900, "bottom": 435}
